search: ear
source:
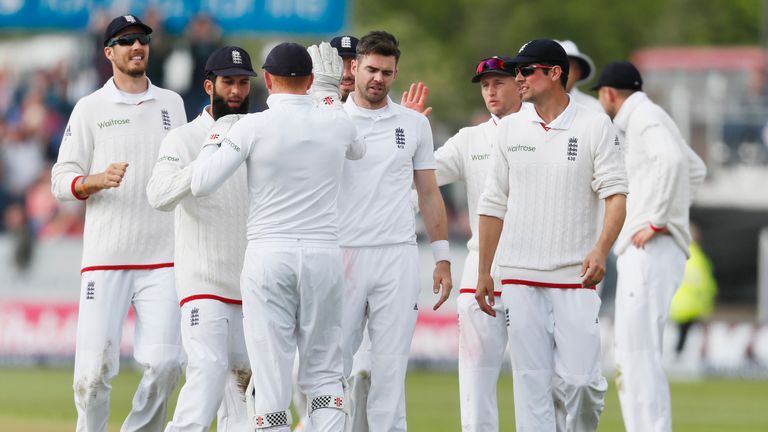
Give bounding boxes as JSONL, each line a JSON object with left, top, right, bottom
{"left": 204, "top": 78, "right": 214, "bottom": 97}
{"left": 104, "top": 46, "right": 113, "bottom": 62}
{"left": 306, "top": 73, "right": 314, "bottom": 91}
{"left": 606, "top": 87, "right": 618, "bottom": 103}
{"left": 393, "top": 66, "right": 399, "bottom": 80}
{"left": 351, "top": 58, "right": 358, "bottom": 77}
{"left": 264, "top": 72, "right": 273, "bottom": 92}
{"left": 552, "top": 65, "right": 563, "bottom": 83}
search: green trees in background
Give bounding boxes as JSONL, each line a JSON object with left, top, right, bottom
{"left": 346, "top": 0, "right": 760, "bottom": 126}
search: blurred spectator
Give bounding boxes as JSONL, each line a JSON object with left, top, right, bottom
{"left": 4, "top": 199, "right": 34, "bottom": 271}
{"left": 183, "top": 13, "right": 221, "bottom": 119}
{"left": 670, "top": 224, "right": 718, "bottom": 355}
{"left": 25, "top": 164, "right": 84, "bottom": 239}
{"left": 87, "top": 10, "right": 113, "bottom": 85}
{"left": 1, "top": 125, "right": 45, "bottom": 197}
{"left": 143, "top": 7, "right": 172, "bottom": 88}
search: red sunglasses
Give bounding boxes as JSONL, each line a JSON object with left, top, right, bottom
{"left": 476, "top": 57, "right": 510, "bottom": 75}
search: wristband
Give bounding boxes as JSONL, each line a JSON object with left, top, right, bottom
{"left": 649, "top": 223, "right": 664, "bottom": 233}
{"left": 431, "top": 240, "right": 450, "bottom": 264}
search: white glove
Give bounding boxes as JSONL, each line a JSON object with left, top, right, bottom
{"left": 202, "top": 114, "right": 245, "bottom": 149}
{"left": 308, "top": 42, "right": 343, "bottom": 107}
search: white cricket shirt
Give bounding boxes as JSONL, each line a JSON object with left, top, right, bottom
{"left": 338, "top": 95, "right": 436, "bottom": 247}
{"left": 435, "top": 116, "right": 498, "bottom": 253}
{"left": 478, "top": 101, "right": 628, "bottom": 286}
{"left": 51, "top": 78, "right": 186, "bottom": 272}
{"left": 146, "top": 107, "right": 248, "bottom": 305}
{"left": 612, "top": 92, "right": 706, "bottom": 257}
{"left": 191, "top": 94, "right": 364, "bottom": 244}
{"left": 570, "top": 87, "right": 604, "bottom": 113}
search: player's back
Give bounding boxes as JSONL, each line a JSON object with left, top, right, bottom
{"left": 243, "top": 94, "right": 358, "bottom": 243}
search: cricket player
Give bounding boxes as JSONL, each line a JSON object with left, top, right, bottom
{"left": 290, "top": 34, "right": 434, "bottom": 432}
{"left": 339, "top": 30, "right": 452, "bottom": 432}
{"left": 190, "top": 42, "right": 365, "bottom": 432}
{"left": 146, "top": 46, "right": 256, "bottom": 432}
{"left": 594, "top": 61, "right": 706, "bottom": 432}
{"left": 557, "top": 40, "right": 603, "bottom": 113}
{"left": 51, "top": 14, "right": 186, "bottom": 432}
{"left": 476, "top": 39, "right": 628, "bottom": 432}
{"left": 433, "top": 55, "right": 522, "bottom": 431}
{"left": 331, "top": 35, "right": 359, "bottom": 102}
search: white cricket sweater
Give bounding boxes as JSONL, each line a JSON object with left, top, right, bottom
{"left": 338, "top": 95, "right": 436, "bottom": 247}
{"left": 435, "top": 117, "right": 498, "bottom": 253}
{"left": 478, "top": 101, "right": 628, "bottom": 286}
{"left": 570, "top": 87, "right": 604, "bottom": 113}
{"left": 51, "top": 78, "right": 186, "bottom": 272}
{"left": 612, "top": 92, "right": 706, "bottom": 257}
{"left": 191, "top": 94, "right": 365, "bottom": 245}
{"left": 146, "top": 108, "right": 248, "bottom": 305}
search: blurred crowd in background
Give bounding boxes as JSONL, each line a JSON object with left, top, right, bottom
{"left": 0, "top": 9, "right": 266, "bottom": 271}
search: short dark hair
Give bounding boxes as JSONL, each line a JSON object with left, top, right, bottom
{"left": 205, "top": 71, "right": 217, "bottom": 83}
{"left": 538, "top": 62, "right": 568, "bottom": 89}
{"left": 357, "top": 30, "right": 400, "bottom": 63}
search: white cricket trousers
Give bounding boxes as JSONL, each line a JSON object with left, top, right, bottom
{"left": 293, "top": 330, "right": 373, "bottom": 431}
{"left": 341, "top": 244, "right": 420, "bottom": 432}
{"left": 457, "top": 250, "right": 507, "bottom": 432}
{"left": 241, "top": 241, "right": 346, "bottom": 432}
{"left": 165, "top": 300, "right": 250, "bottom": 432}
{"left": 615, "top": 235, "right": 686, "bottom": 432}
{"left": 73, "top": 267, "right": 184, "bottom": 432}
{"left": 502, "top": 285, "right": 607, "bottom": 432}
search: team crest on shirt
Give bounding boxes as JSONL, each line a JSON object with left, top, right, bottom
{"left": 395, "top": 127, "right": 406, "bottom": 149}
{"left": 190, "top": 308, "right": 200, "bottom": 326}
{"left": 567, "top": 136, "right": 578, "bottom": 161}
{"left": 86, "top": 280, "right": 95, "bottom": 300}
{"left": 161, "top": 109, "right": 171, "bottom": 131}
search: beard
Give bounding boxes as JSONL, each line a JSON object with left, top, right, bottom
{"left": 115, "top": 60, "right": 146, "bottom": 78}
{"left": 358, "top": 83, "right": 388, "bottom": 106}
{"left": 211, "top": 93, "right": 250, "bottom": 120}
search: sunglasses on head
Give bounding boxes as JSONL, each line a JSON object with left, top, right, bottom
{"left": 107, "top": 33, "right": 151, "bottom": 48}
{"left": 476, "top": 57, "right": 509, "bottom": 75}
{"left": 515, "top": 64, "right": 555, "bottom": 77}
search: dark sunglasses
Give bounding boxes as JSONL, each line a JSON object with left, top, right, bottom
{"left": 515, "top": 64, "right": 555, "bottom": 77}
{"left": 476, "top": 57, "right": 509, "bottom": 75}
{"left": 107, "top": 33, "right": 151, "bottom": 48}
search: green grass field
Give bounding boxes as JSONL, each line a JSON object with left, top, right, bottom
{"left": 0, "top": 368, "right": 766, "bottom": 431}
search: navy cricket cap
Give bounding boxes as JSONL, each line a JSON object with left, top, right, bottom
{"left": 262, "top": 42, "right": 312, "bottom": 77}
{"left": 509, "top": 39, "right": 570, "bottom": 76}
{"left": 104, "top": 14, "right": 152, "bottom": 46}
{"left": 472, "top": 56, "right": 516, "bottom": 83}
{"left": 205, "top": 46, "right": 257, "bottom": 77}
{"left": 591, "top": 61, "right": 643, "bottom": 91}
{"left": 330, "top": 35, "right": 359, "bottom": 58}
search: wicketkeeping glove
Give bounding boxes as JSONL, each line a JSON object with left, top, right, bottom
{"left": 202, "top": 114, "right": 245, "bottom": 149}
{"left": 308, "top": 42, "right": 343, "bottom": 108}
